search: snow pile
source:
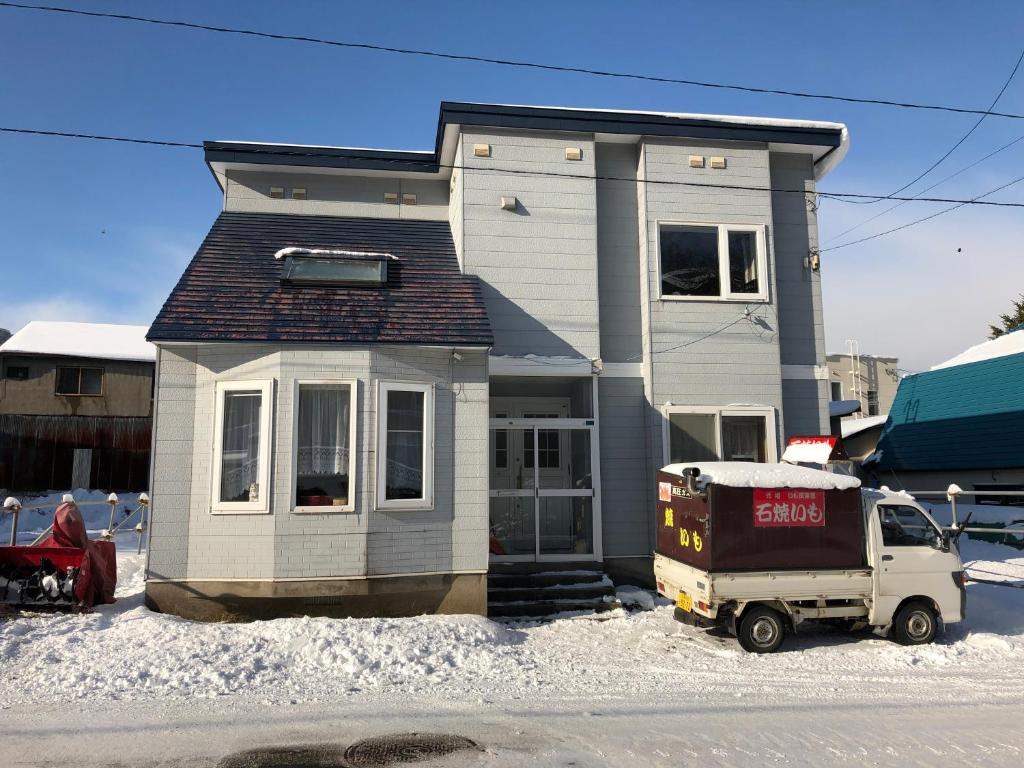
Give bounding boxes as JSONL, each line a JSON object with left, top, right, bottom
{"left": 663, "top": 462, "right": 861, "bottom": 490}
{"left": 0, "top": 321, "right": 154, "bottom": 362}
{"left": 931, "top": 329, "right": 1024, "bottom": 370}
{"left": 615, "top": 585, "right": 656, "bottom": 611}
{"left": 781, "top": 439, "right": 837, "bottom": 465}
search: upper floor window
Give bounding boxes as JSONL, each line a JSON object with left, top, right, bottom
{"left": 658, "top": 223, "right": 767, "bottom": 301}
{"left": 275, "top": 247, "right": 392, "bottom": 286}
{"left": 55, "top": 366, "right": 103, "bottom": 396}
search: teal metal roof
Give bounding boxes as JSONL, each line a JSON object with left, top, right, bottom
{"left": 876, "top": 351, "right": 1024, "bottom": 471}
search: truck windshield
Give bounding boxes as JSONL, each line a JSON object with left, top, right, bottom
{"left": 877, "top": 505, "right": 940, "bottom": 547}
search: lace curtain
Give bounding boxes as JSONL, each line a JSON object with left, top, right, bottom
{"left": 297, "top": 385, "right": 350, "bottom": 475}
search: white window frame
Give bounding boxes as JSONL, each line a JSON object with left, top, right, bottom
{"left": 656, "top": 221, "right": 769, "bottom": 302}
{"left": 376, "top": 381, "right": 434, "bottom": 511}
{"left": 211, "top": 379, "right": 274, "bottom": 515}
{"left": 291, "top": 379, "right": 358, "bottom": 514}
{"left": 661, "top": 404, "right": 778, "bottom": 466}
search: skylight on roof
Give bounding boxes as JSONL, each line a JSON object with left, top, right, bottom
{"left": 275, "top": 247, "right": 395, "bottom": 286}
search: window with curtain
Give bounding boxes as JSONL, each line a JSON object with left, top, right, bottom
{"left": 665, "top": 408, "right": 774, "bottom": 464}
{"left": 377, "top": 383, "right": 434, "bottom": 507}
{"left": 295, "top": 383, "right": 353, "bottom": 508}
{"left": 219, "top": 390, "right": 263, "bottom": 503}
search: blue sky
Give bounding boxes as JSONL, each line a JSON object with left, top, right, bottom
{"left": 2, "top": 0, "right": 1023, "bottom": 370}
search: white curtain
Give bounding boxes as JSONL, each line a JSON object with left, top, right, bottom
{"left": 297, "top": 385, "right": 350, "bottom": 475}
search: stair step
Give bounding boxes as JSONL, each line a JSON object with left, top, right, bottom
{"left": 488, "top": 572, "right": 607, "bottom": 589}
{"left": 488, "top": 585, "right": 614, "bottom": 602}
{"left": 489, "top": 598, "right": 622, "bottom": 619}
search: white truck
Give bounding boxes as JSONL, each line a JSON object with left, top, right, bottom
{"left": 653, "top": 462, "right": 966, "bottom": 653}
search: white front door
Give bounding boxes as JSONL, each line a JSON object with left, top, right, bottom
{"left": 489, "top": 398, "right": 599, "bottom": 562}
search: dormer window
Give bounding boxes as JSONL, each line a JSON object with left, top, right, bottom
{"left": 274, "top": 247, "right": 393, "bottom": 285}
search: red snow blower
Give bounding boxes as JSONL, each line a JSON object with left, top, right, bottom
{"left": 0, "top": 500, "right": 116, "bottom": 611}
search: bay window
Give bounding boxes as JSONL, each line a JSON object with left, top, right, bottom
{"left": 659, "top": 223, "right": 768, "bottom": 301}
{"left": 376, "top": 382, "right": 434, "bottom": 510}
{"left": 663, "top": 406, "right": 777, "bottom": 465}
{"left": 211, "top": 380, "right": 273, "bottom": 513}
{"left": 293, "top": 381, "right": 356, "bottom": 512}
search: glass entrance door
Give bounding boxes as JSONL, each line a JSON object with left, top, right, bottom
{"left": 489, "top": 406, "right": 599, "bottom": 562}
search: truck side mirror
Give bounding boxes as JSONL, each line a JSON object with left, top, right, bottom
{"left": 936, "top": 530, "right": 951, "bottom": 553}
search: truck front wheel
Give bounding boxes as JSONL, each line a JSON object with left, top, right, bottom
{"left": 893, "top": 601, "right": 938, "bottom": 645}
{"left": 737, "top": 606, "right": 786, "bottom": 653}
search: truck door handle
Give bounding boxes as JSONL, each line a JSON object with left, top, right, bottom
{"left": 882, "top": 555, "right": 894, "bottom": 561}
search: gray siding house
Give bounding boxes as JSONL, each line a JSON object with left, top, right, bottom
{"left": 145, "top": 102, "right": 848, "bottom": 620}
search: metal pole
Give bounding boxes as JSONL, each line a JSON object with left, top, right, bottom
{"left": 4, "top": 497, "right": 22, "bottom": 546}
{"left": 105, "top": 493, "right": 119, "bottom": 540}
{"left": 136, "top": 501, "right": 147, "bottom": 555}
{"left": 947, "top": 484, "right": 961, "bottom": 531}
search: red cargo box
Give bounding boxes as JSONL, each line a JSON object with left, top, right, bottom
{"left": 655, "top": 465, "right": 865, "bottom": 572}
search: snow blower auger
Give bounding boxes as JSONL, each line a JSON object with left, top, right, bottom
{"left": 0, "top": 500, "right": 116, "bottom": 613}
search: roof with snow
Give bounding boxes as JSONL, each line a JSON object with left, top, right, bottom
{"left": 205, "top": 101, "right": 848, "bottom": 182}
{"left": 662, "top": 462, "right": 860, "bottom": 490}
{"left": 876, "top": 347, "right": 1024, "bottom": 471}
{"left": 932, "top": 328, "right": 1024, "bottom": 370}
{"left": 0, "top": 321, "right": 155, "bottom": 363}
{"left": 148, "top": 213, "right": 492, "bottom": 346}
{"left": 841, "top": 414, "right": 889, "bottom": 439}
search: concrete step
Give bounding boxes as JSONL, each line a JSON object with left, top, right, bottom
{"left": 488, "top": 596, "right": 622, "bottom": 619}
{"left": 487, "top": 571, "right": 608, "bottom": 589}
{"left": 488, "top": 584, "right": 613, "bottom": 603}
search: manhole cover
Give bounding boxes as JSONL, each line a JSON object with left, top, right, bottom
{"left": 217, "top": 743, "right": 347, "bottom": 768}
{"left": 343, "top": 733, "right": 480, "bottom": 767}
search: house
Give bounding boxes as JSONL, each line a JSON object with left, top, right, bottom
{"left": 826, "top": 351, "right": 900, "bottom": 417}
{"left": 0, "top": 321, "right": 155, "bottom": 492}
{"left": 144, "top": 102, "right": 848, "bottom": 620}
{"left": 873, "top": 329, "right": 1024, "bottom": 495}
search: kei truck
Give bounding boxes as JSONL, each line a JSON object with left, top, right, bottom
{"left": 653, "top": 462, "right": 965, "bottom": 653}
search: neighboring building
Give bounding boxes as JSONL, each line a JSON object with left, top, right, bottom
{"left": 145, "top": 101, "right": 848, "bottom": 620}
{"left": 840, "top": 414, "right": 887, "bottom": 462}
{"left": 0, "top": 321, "right": 155, "bottom": 492}
{"left": 873, "top": 330, "right": 1024, "bottom": 494}
{"left": 826, "top": 351, "right": 900, "bottom": 418}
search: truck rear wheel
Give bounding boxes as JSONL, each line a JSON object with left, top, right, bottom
{"left": 893, "top": 601, "right": 938, "bottom": 645}
{"left": 737, "top": 606, "right": 786, "bottom": 653}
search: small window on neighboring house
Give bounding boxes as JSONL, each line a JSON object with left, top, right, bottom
{"left": 659, "top": 223, "right": 767, "bottom": 301}
{"left": 269, "top": 186, "right": 285, "bottom": 199}
{"left": 376, "top": 382, "right": 434, "bottom": 509}
{"left": 866, "top": 390, "right": 880, "bottom": 416}
{"left": 276, "top": 247, "right": 391, "bottom": 285}
{"left": 55, "top": 366, "right": 103, "bottom": 396}
{"left": 665, "top": 407, "right": 777, "bottom": 464}
{"left": 293, "top": 381, "right": 356, "bottom": 511}
{"left": 830, "top": 381, "right": 843, "bottom": 401}
{"left": 211, "top": 380, "right": 273, "bottom": 513}
{"left": 6, "top": 365, "right": 29, "bottom": 381}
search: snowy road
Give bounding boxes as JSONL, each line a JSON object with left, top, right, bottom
{"left": 3, "top": 536, "right": 1024, "bottom": 766}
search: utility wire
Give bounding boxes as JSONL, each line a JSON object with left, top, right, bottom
{"left": 5, "top": 1, "right": 1024, "bottom": 121}
{"left": 821, "top": 174, "right": 1024, "bottom": 252}
{"left": 5, "top": 125, "right": 1024, "bottom": 209}
{"left": 824, "top": 130, "right": 1024, "bottom": 243}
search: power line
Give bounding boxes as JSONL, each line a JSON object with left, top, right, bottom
{"left": 824, "top": 130, "right": 1024, "bottom": 243}
{"left": 821, "top": 174, "right": 1024, "bottom": 252}
{"left": 5, "top": 1, "right": 1024, "bottom": 121}
{"left": 5, "top": 125, "right": 1024, "bottom": 209}
{"left": 840, "top": 44, "right": 1024, "bottom": 216}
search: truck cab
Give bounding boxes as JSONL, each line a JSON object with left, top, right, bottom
{"left": 863, "top": 489, "right": 965, "bottom": 639}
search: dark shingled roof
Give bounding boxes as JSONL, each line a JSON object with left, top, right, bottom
{"left": 148, "top": 212, "right": 493, "bottom": 346}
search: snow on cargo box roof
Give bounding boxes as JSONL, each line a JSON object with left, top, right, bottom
{"left": 0, "top": 321, "right": 155, "bottom": 362}
{"left": 662, "top": 462, "right": 860, "bottom": 490}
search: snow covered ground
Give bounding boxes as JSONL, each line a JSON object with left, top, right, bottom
{"left": 2, "top": 536, "right": 1024, "bottom": 765}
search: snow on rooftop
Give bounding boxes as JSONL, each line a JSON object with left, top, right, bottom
{"left": 0, "top": 321, "right": 155, "bottom": 362}
{"left": 931, "top": 329, "right": 1024, "bottom": 371}
{"left": 662, "top": 461, "right": 861, "bottom": 490}
{"left": 211, "top": 140, "right": 433, "bottom": 153}
{"left": 841, "top": 414, "right": 889, "bottom": 439}
{"left": 829, "top": 399, "right": 862, "bottom": 418}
